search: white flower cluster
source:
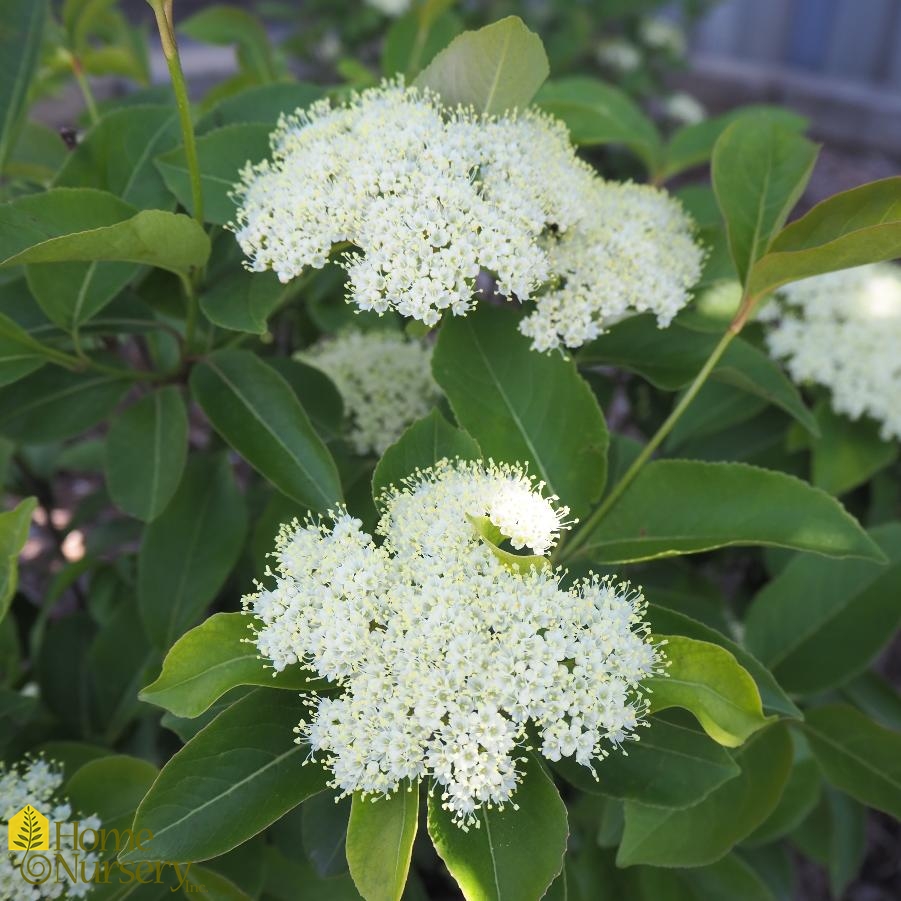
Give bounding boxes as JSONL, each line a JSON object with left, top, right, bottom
{"left": 232, "top": 81, "right": 702, "bottom": 351}
{"left": 298, "top": 329, "right": 440, "bottom": 456}
{"left": 1, "top": 759, "right": 100, "bottom": 900}
{"left": 244, "top": 459, "right": 660, "bottom": 826}
{"left": 761, "top": 263, "right": 901, "bottom": 441}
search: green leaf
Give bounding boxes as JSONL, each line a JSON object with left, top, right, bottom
{"left": 347, "top": 785, "right": 419, "bottom": 901}
{"left": 140, "top": 612, "right": 319, "bottom": 718}
{"left": 105, "top": 386, "right": 188, "bottom": 522}
{"left": 138, "top": 454, "right": 247, "bottom": 649}
{"left": 0, "top": 0, "right": 47, "bottom": 173}
{"left": 0, "top": 366, "right": 129, "bottom": 443}
{"left": 372, "top": 409, "right": 480, "bottom": 504}
{"left": 647, "top": 605, "right": 800, "bottom": 720}
{"left": 4, "top": 121, "right": 68, "bottom": 185}
{"left": 264, "top": 845, "right": 361, "bottom": 901}
{"left": 433, "top": 306, "right": 608, "bottom": 517}
{"left": 841, "top": 671, "right": 901, "bottom": 732}
{"left": 191, "top": 350, "right": 342, "bottom": 512}
{"left": 155, "top": 124, "right": 271, "bottom": 225}
{"left": 0, "top": 497, "right": 36, "bottom": 622}
{"left": 569, "top": 460, "right": 884, "bottom": 564}
{"left": 748, "top": 177, "right": 901, "bottom": 298}
{"left": 382, "top": 2, "right": 462, "bottom": 79}
{"left": 199, "top": 267, "right": 287, "bottom": 335}
{"left": 809, "top": 404, "right": 898, "bottom": 496}
{"left": 645, "top": 635, "right": 773, "bottom": 747}
{"left": 0, "top": 310, "right": 76, "bottom": 387}
{"left": 535, "top": 76, "right": 662, "bottom": 174}
{"left": 267, "top": 358, "right": 344, "bottom": 445}
{"left": 298, "top": 794, "right": 350, "bottom": 877}
{"left": 744, "top": 523, "right": 901, "bottom": 695}
{"left": 635, "top": 853, "right": 776, "bottom": 901}
{"left": 553, "top": 718, "right": 740, "bottom": 809}
{"left": 122, "top": 689, "right": 330, "bottom": 864}
{"left": 803, "top": 704, "right": 901, "bottom": 821}
{"left": 196, "top": 82, "right": 324, "bottom": 133}
{"left": 65, "top": 755, "right": 158, "bottom": 840}
{"left": 579, "top": 315, "right": 818, "bottom": 435}
{"left": 414, "top": 16, "right": 549, "bottom": 115}
{"left": 662, "top": 105, "right": 807, "bottom": 181}
{"left": 427, "top": 753, "right": 568, "bottom": 901}
{"left": 54, "top": 105, "right": 181, "bottom": 209}
{"left": 712, "top": 114, "right": 818, "bottom": 286}
{"left": 617, "top": 724, "right": 792, "bottom": 868}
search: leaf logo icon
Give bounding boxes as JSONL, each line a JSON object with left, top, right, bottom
{"left": 7, "top": 805, "right": 49, "bottom": 851}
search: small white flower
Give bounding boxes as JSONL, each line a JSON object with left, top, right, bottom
{"left": 760, "top": 263, "right": 901, "bottom": 441}
{"left": 596, "top": 38, "right": 642, "bottom": 73}
{"left": 639, "top": 17, "right": 687, "bottom": 56}
{"left": 1, "top": 759, "right": 102, "bottom": 901}
{"left": 664, "top": 92, "right": 706, "bottom": 126}
{"left": 231, "top": 80, "right": 703, "bottom": 352}
{"left": 298, "top": 329, "right": 441, "bottom": 456}
{"left": 244, "top": 459, "right": 661, "bottom": 827}
{"left": 366, "top": 0, "right": 411, "bottom": 15}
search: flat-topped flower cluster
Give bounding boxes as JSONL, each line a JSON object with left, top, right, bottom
{"left": 1, "top": 759, "right": 100, "bottom": 901}
{"left": 244, "top": 459, "right": 661, "bottom": 826}
{"left": 232, "top": 81, "right": 703, "bottom": 352}
{"left": 762, "top": 263, "right": 901, "bottom": 441}
{"left": 298, "top": 329, "right": 440, "bottom": 455}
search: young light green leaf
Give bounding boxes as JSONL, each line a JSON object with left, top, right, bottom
{"left": 712, "top": 113, "right": 818, "bottom": 286}
{"left": 121, "top": 689, "right": 330, "bottom": 864}
{"left": 554, "top": 718, "right": 740, "bottom": 809}
{"left": 347, "top": 785, "right": 419, "bottom": 901}
{"left": 433, "top": 306, "right": 608, "bottom": 517}
{"left": 570, "top": 460, "right": 884, "bottom": 564}
{"left": 618, "top": 724, "right": 792, "bottom": 868}
{"left": 803, "top": 704, "right": 901, "bottom": 821}
{"left": 54, "top": 105, "right": 181, "bottom": 209}
{"left": 645, "top": 636, "right": 773, "bottom": 747}
{"left": 371, "top": 409, "right": 480, "bottom": 504}
{"left": 535, "top": 76, "right": 662, "bottom": 174}
{"left": 427, "top": 753, "right": 567, "bottom": 901}
{"left": 0, "top": 366, "right": 130, "bottom": 444}
{"left": 748, "top": 177, "right": 901, "bottom": 298}
{"left": 140, "top": 612, "right": 319, "bottom": 718}
{"left": 138, "top": 455, "right": 248, "bottom": 649}
{"left": 155, "top": 124, "right": 271, "bottom": 225}
{"left": 414, "top": 16, "right": 549, "bottom": 115}
{"left": 191, "top": 350, "right": 342, "bottom": 512}
{"left": 0, "top": 497, "right": 37, "bottom": 622}
{"left": 745, "top": 523, "right": 901, "bottom": 695}
{"left": 105, "top": 386, "right": 188, "bottom": 522}
{"left": 0, "top": 0, "right": 47, "bottom": 173}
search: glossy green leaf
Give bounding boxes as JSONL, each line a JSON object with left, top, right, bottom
{"left": 427, "top": 753, "right": 567, "bottom": 901}
{"left": 712, "top": 114, "right": 818, "bottom": 285}
{"left": 414, "top": 16, "right": 549, "bottom": 115}
{"left": 433, "top": 306, "right": 608, "bottom": 517}
{"left": 0, "top": 310, "right": 71, "bottom": 386}
{"left": 4, "top": 121, "right": 68, "bottom": 185}
{"left": 382, "top": 1, "right": 462, "bottom": 79}
{"left": 635, "top": 853, "right": 776, "bottom": 901}
{"left": 199, "top": 267, "right": 288, "bottom": 334}
{"left": 645, "top": 635, "right": 773, "bottom": 747}
{"left": 748, "top": 177, "right": 901, "bottom": 298}
{"left": 535, "top": 76, "right": 662, "bottom": 173}
{"left": 579, "top": 315, "right": 817, "bottom": 435}
{"left": 155, "top": 124, "right": 270, "bottom": 224}
{"left": 0, "top": 0, "right": 47, "bottom": 172}
{"left": 810, "top": 404, "right": 898, "bottom": 496}
{"left": 105, "top": 386, "right": 188, "bottom": 522}
{"left": 122, "top": 689, "right": 330, "bottom": 863}
{"left": 554, "top": 718, "right": 739, "bottom": 809}
{"left": 0, "top": 497, "right": 36, "bottom": 622}
{"left": 140, "top": 612, "right": 318, "bottom": 718}
{"left": 298, "top": 794, "right": 350, "bottom": 878}
{"left": 647, "top": 605, "right": 800, "bottom": 720}
{"left": 662, "top": 105, "right": 807, "bottom": 180}
{"left": 264, "top": 845, "right": 361, "bottom": 901}
{"left": 618, "top": 724, "right": 792, "bottom": 867}
{"left": 745, "top": 523, "right": 901, "bottom": 694}
{"left": 267, "top": 357, "right": 344, "bottom": 445}
{"left": 191, "top": 350, "right": 342, "bottom": 512}
{"left": 841, "top": 671, "right": 901, "bottom": 732}
{"left": 569, "top": 460, "right": 883, "bottom": 564}
{"left": 0, "top": 366, "right": 129, "bottom": 443}
{"left": 372, "top": 409, "right": 480, "bottom": 504}
{"left": 803, "top": 704, "right": 901, "bottom": 821}
{"left": 347, "top": 785, "right": 419, "bottom": 901}
{"left": 196, "top": 82, "right": 324, "bottom": 133}
{"left": 138, "top": 455, "right": 247, "bottom": 649}
{"left": 54, "top": 105, "right": 181, "bottom": 208}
